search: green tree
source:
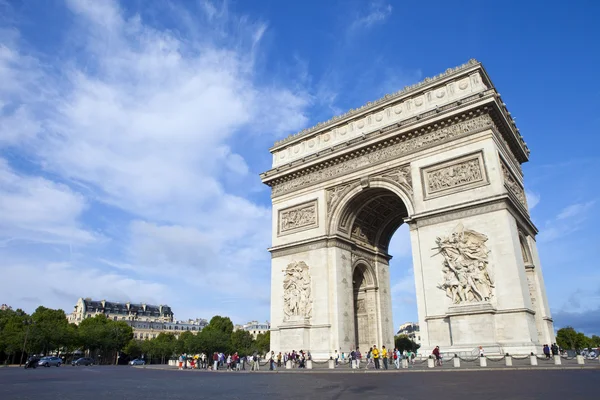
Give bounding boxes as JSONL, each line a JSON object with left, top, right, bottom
{"left": 29, "top": 306, "right": 71, "bottom": 355}
{"left": 123, "top": 340, "right": 143, "bottom": 359}
{"left": 230, "top": 329, "right": 254, "bottom": 355}
{"left": 153, "top": 333, "right": 177, "bottom": 364}
{"left": 556, "top": 326, "right": 590, "bottom": 351}
{"left": 254, "top": 331, "right": 270, "bottom": 354}
{"left": 394, "top": 335, "right": 420, "bottom": 353}
{"left": 590, "top": 335, "right": 600, "bottom": 348}
{"left": 78, "top": 314, "right": 133, "bottom": 364}
{"left": 0, "top": 309, "right": 29, "bottom": 364}
{"left": 175, "top": 331, "right": 195, "bottom": 354}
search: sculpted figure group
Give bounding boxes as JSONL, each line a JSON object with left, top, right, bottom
{"left": 283, "top": 261, "right": 313, "bottom": 321}
{"left": 436, "top": 223, "right": 494, "bottom": 304}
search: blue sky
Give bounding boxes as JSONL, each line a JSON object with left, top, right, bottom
{"left": 1, "top": 0, "right": 599, "bottom": 334}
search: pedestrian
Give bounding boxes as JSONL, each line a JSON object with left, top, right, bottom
{"left": 178, "top": 354, "right": 184, "bottom": 370}
{"left": 372, "top": 345, "right": 380, "bottom": 369}
{"left": 356, "top": 347, "right": 362, "bottom": 369}
{"left": 394, "top": 348, "right": 400, "bottom": 369}
{"left": 334, "top": 350, "right": 339, "bottom": 367}
{"left": 432, "top": 346, "right": 442, "bottom": 366}
{"left": 212, "top": 352, "right": 218, "bottom": 371}
{"left": 479, "top": 346, "right": 485, "bottom": 358}
{"left": 381, "top": 346, "right": 388, "bottom": 370}
{"left": 270, "top": 351, "right": 275, "bottom": 370}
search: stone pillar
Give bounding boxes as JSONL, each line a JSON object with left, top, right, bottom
{"left": 285, "top": 360, "right": 292, "bottom": 369}
{"left": 427, "top": 358, "right": 435, "bottom": 368}
{"left": 402, "top": 359, "right": 409, "bottom": 369}
{"left": 576, "top": 355, "right": 585, "bottom": 365}
{"left": 453, "top": 357, "right": 460, "bottom": 368}
{"left": 553, "top": 355, "right": 561, "bottom": 365}
{"left": 328, "top": 359, "right": 335, "bottom": 369}
{"left": 530, "top": 355, "right": 538, "bottom": 366}
{"left": 479, "top": 357, "right": 487, "bottom": 367}
{"left": 505, "top": 356, "right": 512, "bottom": 367}
{"left": 306, "top": 360, "right": 313, "bottom": 369}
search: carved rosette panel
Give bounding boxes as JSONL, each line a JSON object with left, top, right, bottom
{"left": 283, "top": 261, "right": 313, "bottom": 322}
{"left": 435, "top": 223, "right": 495, "bottom": 305}
{"left": 278, "top": 200, "right": 318, "bottom": 235}
{"left": 422, "top": 152, "right": 488, "bottom": 198}
{"left": 500, "top": 160, "right": 528, "bottom": 210}
{"left": 271, "top": 114, "right": 495, "bottom": 196}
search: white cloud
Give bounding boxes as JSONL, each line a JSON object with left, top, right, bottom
{"left": 538, "top": 200, "right": 596, "bottom": 243}
{"left": 0, "top": 0, "right": 307, "bottom": 320}
{"left": 525, "top": 190, "right": 540, "bottom": 210}
{"left": 556, "top": 201, "right": 595, "bottom": 220}
{"left": 0, "top": 158, "right": 96, "bottom": 245}
{"left": 349, "top": 1, "right": 393, "bottom": 31}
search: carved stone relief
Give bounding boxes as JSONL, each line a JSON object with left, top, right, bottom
{"left": 379, "top": 164, "right": 413, "bottom": 194}
{"left": 271, "top": 114, "right": 495, "bottom": 196}
{"left": 436, "top": 223, "right": 495, "bottom": 304}
{"left": 422, "top": 152, "right": 487, "bottom": 198}
{"left": 501, "top": 160, "right": 528, "bottom": 210}
{"left": 278, "top": 200, "right": 318, "bottom": 235}
{"left": 326, "top": 181, "right": 359, "bottom": 214}
{"left": 283, "top": 261, "right": 313, "bottom": 322}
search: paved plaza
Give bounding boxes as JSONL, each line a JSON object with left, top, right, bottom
{"left": 1, "top": 365, "right": 598, "bottom": 400}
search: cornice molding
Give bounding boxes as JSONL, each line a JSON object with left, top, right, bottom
{"left": 266, "top": 109, "right": 496, "bottom": 198}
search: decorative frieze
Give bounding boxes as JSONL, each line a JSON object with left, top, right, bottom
{"left": 500, "top": 160, "right": 527, "bottom": 210}
{"left": 326, "top": 181, "right": 359, "bottom": 214}
{"left": 278, "top": 200, "right": 318, "bottom": 235}
{"left": 271, "top": 114, "right": 495, "bottom": 197}
{"left": 422, "top": 152, "right": 488, "bottom": 199}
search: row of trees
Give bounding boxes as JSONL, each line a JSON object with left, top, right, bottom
{"left": 122, "top": 316, "right": 270, "bottom": 364}
{"left": 0, "top": 307, "right": 269, "bottom": 365}
{"left": 556, "top": 327, "right": 600, "bottom": 351}
{"left": 0, "top": 306, "right": 133, "bottom": 364}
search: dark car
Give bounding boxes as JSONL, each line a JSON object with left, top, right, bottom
{"left": 129, "top": 359, "right": 145, "bottom": 366}
{"left": 72, "top": 357, "right": 95, "bottom": 366}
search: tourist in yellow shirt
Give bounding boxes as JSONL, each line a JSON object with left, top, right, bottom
{"left": 372, "top": 345, "right": 380, "bottom": 369}
{"left": 381, "top": 346, "right": 388, "bottom": 370}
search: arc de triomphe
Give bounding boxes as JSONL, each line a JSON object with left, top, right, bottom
{"left": 260, "top": 60, "right": 554, "bottom": 358}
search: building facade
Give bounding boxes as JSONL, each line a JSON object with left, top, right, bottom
{"left": 67, "top": 298, "right": 207, "bottom": 340}
{"left": 396, "top": 322, "right": 421, "bottom": 345}
{"left": 234, "top": 321, "right": 271, "bottom": 339}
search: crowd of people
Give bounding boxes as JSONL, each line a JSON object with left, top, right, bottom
{"left": 337, "top": 345, "right": 419, "bottom": 369}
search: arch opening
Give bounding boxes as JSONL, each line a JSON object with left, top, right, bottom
{"left": 339, "top": 188, "right": 409, "bottom": 253}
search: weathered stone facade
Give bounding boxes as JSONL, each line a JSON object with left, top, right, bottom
{"left": 261, "top": 60, "right": 554, "bottom": 358}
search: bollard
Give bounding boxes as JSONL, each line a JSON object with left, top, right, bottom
{"left": 453, "top": 357, "right": 460, "bottom": 368}
{"left": 553, "top": 355, "right": 561, "bottom": 365}
{"left": 402, "top": 359, "right": 408, "bottom": 369}
{"left": 285, "top": 360, "right": 292, "bottom": 369}
{"left": 530, "top": 355, "right": 538, "bottom": 366}
{"left": 505, "top": 356, "right": 512, "bottom": 367}
{"left": 576, "top": 355, "right": 585, "bottom": 365}
{"left": 479, "top": 357, "right": 487, "bottom": 367}
{"left": 306, "top": 360, "right": 313, "bottom": 369}
{"left": 427, "top": 358, "right": 435, "bottom": 368}
{"left": 328, "top": 359, "right": 335, "bottom": 369}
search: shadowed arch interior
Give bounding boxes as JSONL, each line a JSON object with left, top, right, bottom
{"left": 339, "top": 188, "right": 409, "bottom": 252}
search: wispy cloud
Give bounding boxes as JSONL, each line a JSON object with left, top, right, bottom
{"left": 525, "top": 190, "right": 540, "bottom": 210}
{"left": 538, "top": 200, "right": 596, "bottom": 242}
{"left": 349, "top": 1, "right": 392, "bottom": 32}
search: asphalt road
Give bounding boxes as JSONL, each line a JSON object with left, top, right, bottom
{"left": 0, "top": 365, "right": 598, "bottom": 400}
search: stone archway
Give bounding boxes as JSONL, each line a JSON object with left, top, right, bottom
{"left": 261, "top": 60, "right": 555, "bottom": 358}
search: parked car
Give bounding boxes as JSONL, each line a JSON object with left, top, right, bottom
{"left": 38, "top": 356, "right": 62, "bottom": 367}
{"left": 129, "top": 359, "right": 145, "bottom": 366}
{"left": 72, "top": 357, "right": 95, "bottom": 366}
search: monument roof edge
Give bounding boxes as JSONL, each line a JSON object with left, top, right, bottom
{"left": 269, "top": 59, "right": 486, "bottom": 152}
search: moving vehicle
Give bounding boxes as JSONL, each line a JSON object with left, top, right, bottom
{"left": 72, "top": 357, "right": 95, "bottom": 366}
{"left": 38, "top": 356, "right": 62, "bottom": 367}
{"left": 24, "top": 356, "right": 40, "bottom": 369}
{"left": 129, "top": 359, "right": 145, "bottom": 366}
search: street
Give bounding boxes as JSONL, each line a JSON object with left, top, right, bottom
{"left": 0, "top": 365, "right": 598, "bottom": 399}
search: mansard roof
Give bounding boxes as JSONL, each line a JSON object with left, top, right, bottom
{"left": 81, "top": 298, "right": 173, "bottom": 315}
